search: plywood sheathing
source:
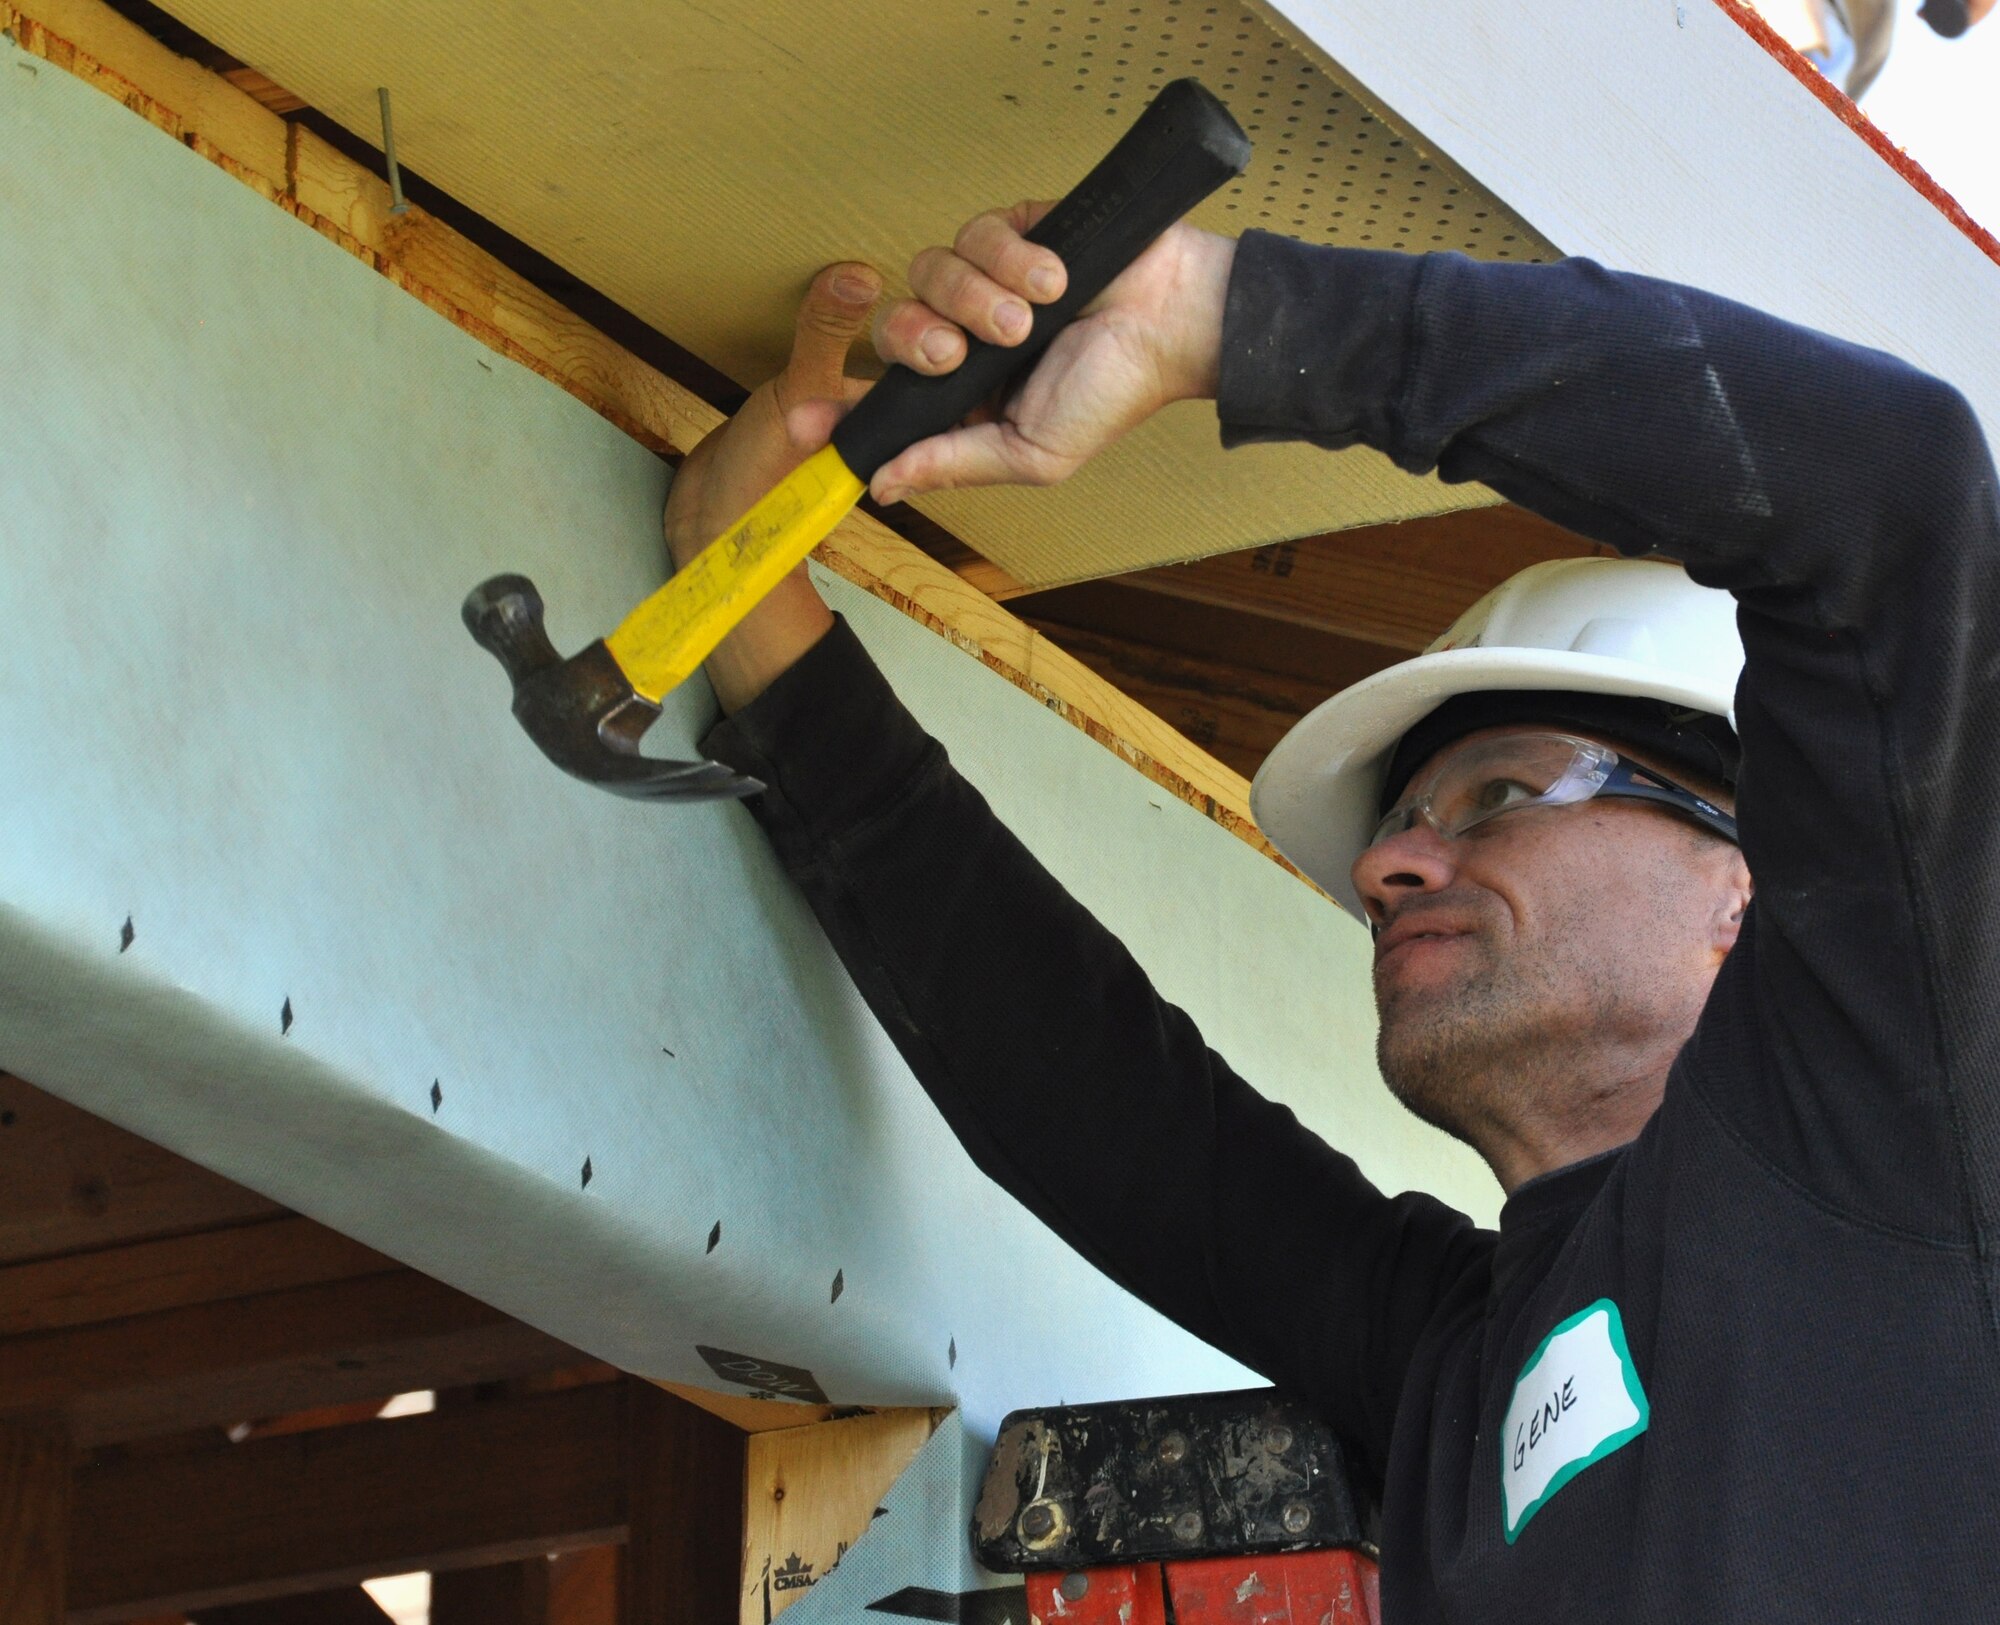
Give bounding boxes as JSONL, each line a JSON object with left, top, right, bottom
{"left": 127, "top": 0, "right": 1557, "bottom": 585}
{"left": 0, "top": 0, "right": 1302, "bottom": 878}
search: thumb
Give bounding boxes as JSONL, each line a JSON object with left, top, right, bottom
{"left": 870, "top": 421, "right": 1073, "bottom": 506}
{"left": 780, "top": 262, "right": 881, "bottom": 404}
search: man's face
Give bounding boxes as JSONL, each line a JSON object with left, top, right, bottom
{"left": 1350, "top": 725, "right": 1747, "bottom": 1152}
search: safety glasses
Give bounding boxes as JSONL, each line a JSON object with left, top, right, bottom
{"left": 1370, "top": 732, "right": 1739, "bottom": 851}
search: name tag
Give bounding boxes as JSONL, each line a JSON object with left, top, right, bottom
{"left": 1501, "top": 1298, "right": 1650, "bottom": 1542}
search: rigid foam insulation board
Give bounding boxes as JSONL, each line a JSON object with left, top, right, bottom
{"left": 0, "top": 42, "right": 1500, "bottom": 1450}
{"left": 138, "top": 0, "right": 1562, "bottom": 586}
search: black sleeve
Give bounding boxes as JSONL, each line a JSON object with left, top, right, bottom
{"left": 704, "top": 618, "right": 1487, "bottom": 1478}
{"left": 1219, "top": 233, "right": 2000, "bottom": 1243}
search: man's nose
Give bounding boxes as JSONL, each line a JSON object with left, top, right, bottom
{"left": 1352, "top": 821, "right": 1460, "bottom": 927}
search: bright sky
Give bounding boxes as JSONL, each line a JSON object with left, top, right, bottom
{"left": 1854, "top": 7, "right": 2000, "bottom": 233}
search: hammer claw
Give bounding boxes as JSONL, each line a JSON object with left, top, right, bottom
{"left": 463, "top": 573, "right": 763, "bottom": 803}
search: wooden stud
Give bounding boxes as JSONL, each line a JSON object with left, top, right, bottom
{"left": 548, "top": 1547, "right": 620, "bottom": 1625}
{"left": 622, "top": 1378, "right": 746, "bottom": 1625}
{"left": 0, "top": 1266, "right": 579, "bottom": 1446}
{"left": 68, "top": 1383, "right": 625, "bottom": 1622}
{"left": 0, "top": 1414, "right": 70, "bottom": 1625}
{"left": 740, "top": 1410, "right": 940, "bottom": 1625}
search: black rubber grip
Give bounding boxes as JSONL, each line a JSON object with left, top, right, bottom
{"left": 829, "top": 78, "right": 1251, "bottom": 484}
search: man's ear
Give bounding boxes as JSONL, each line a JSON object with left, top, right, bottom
{"left": 1711, "top": 848, "right": 1753, "bottom": 961}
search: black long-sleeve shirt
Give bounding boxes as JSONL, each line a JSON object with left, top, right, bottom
{"left": 707, "top": 234, "right": 2000, "bottom": 1620}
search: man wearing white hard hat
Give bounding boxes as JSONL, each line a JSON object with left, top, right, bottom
{"left": 670, "top": 210, "right": 2000, "bottom": 1618}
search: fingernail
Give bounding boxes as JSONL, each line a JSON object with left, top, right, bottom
{"left": 921, "top": 329, "right": 960, "bottom": 368}
{"left": 996, "top": 300, "right": 1031, "bottom": 338}
{"left": 1027, "top": 266, "right": 1060, "bottom": 300}
{"left": 832, "top": 272, "right": 877, "bottom": 304}
{"left": 876, "top": 485, "right": 910, "bottom": 507}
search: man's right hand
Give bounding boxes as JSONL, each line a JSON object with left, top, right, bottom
{"left": 824, "top": 205, "right": 1236, "bottom": 507}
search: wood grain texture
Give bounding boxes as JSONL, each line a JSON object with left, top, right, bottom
{"left": 1023, "top": 620, "right": 1338, "bottom": 781}
{"left": 1105, "top": 511, "right": 1607, "bottom": 654}
{"left": 0, "top": 1267, "right": 577, "bottom": 1445}
{"left": 0, "top": 1213, "right": 390, "bottom": 1337}
{"left": 623, "top": 1380, "right": 746, "bottom": 1625}
{"left": 0, "top": 1415, "right": 70, "bottom": 1625}
{"left": 69, "top": 1383, "right": 626, "bottom": 1621}
{"left": 0, "top": 1074, "right": 282, "bottom": 1269}
{"left": 741, "top": 1409, "right": 940, "bottom": 1625}
{"left": 0, "top": 0, "right": 1303, "bottom": 889}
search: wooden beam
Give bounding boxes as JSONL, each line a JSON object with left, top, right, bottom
{"left": 623, "top": 1380, "right": 746, "bottom": 1625}
{"left": 741, "top": 1410, "right": 939, "bottom": 1625}
{"left": 192, "top": 1587, "right": 395, "bottom": 1625}
{"left": 0, "top": 1267, "right": 578, "bottom": 1446}
{"left": 0, "top": 1215, "right": 392, "bottom": 1338}
{"left": 0, "top": 1074, "right": 280, "bottom": 1268}
{"left": 68, "top": 1383, "right": 625, "bottom": 1622}
{"left": 1, "top": 1415, "right": 71, "bottom": 1625}
{"left": 1021, "top": 621, "right": 1349, "bottom": 782}
{"left": 1100, "top": 509, "right": 1607, "bottom": 655}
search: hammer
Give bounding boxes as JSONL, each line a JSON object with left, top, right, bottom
{"left": 463, "top": 79, "right": 1251, "bottom": 800}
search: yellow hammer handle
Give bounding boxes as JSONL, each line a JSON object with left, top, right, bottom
{"left": 606, "top": 444, "right": 866, "bottom": 702}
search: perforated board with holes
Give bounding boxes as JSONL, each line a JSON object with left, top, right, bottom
{"left": 998, "top": 0, "right": 1550, "bottom": 259}
{"left": 149, "top": 0, "right": 1556, "bottom": 582}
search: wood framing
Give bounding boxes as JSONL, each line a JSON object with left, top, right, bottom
{"left": 0, "top": 1071, "right": 281, "bottom": 1265}
{"left": 0, "top": 1266, "right": 580, "bottom": 1447}
{"left": 0, "top": 1215, "right": 391, "bottom": 1338}
{"left": 0, "top": 0, "right": 1297, "bottom": 878}
{"left": 742, "top": 1409, "right": 942, "bottom": 1624}
{"left": 193, "top": 1589, "right": 398, "bottom": 1625}
{"left": 68, "top": 1383, "right": 626, "bottom": 1620}
{"left": 623, "top": 1381, "right": 746, "bottom": 1625}
{"left": 0, "top": 1415, "right": 71, "bottom": 1625}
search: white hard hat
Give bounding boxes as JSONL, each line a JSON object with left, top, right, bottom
{"left": 1249, "top": 557, "right": 1745, "bottom": 915}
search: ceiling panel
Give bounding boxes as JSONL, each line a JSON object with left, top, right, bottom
{"left": 155, "top": 0, "right": 1558, "bottom": 583}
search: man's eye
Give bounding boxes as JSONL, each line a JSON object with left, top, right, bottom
{"left": 1474, "top": 777, "right": 1538, "bottom": 812}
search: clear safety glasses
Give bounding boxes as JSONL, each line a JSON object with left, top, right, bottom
{"left": 1369, "top": 732, "right": 1740, "bottom": 851}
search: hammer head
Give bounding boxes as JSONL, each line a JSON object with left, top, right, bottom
{"left": 462, "top": 574, "right": 762, "bottom": 801}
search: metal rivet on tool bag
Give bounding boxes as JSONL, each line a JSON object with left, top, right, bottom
{"left": 1157, "top": 1431, "right": 1187, "bottom": 1465}
{"left": 1173, "top": 1510, "right": 1204, "bottom": 1542}
{"left": 1282, "top": 1500, "right": 1313, "bottom": 1535}
{"left": 377, "top": 87, "right": 410, "bottom": 215}
{"left": 1265, "top": 1425, "right": 1293, "bottom": 1454}
{"left": 1019, "top": 1501, "right": 1062, "bottom": 1544}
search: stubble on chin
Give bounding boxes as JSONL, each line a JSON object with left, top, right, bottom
{"left": 1371, "top": 936, "right": 1539, "bottom": 1146}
